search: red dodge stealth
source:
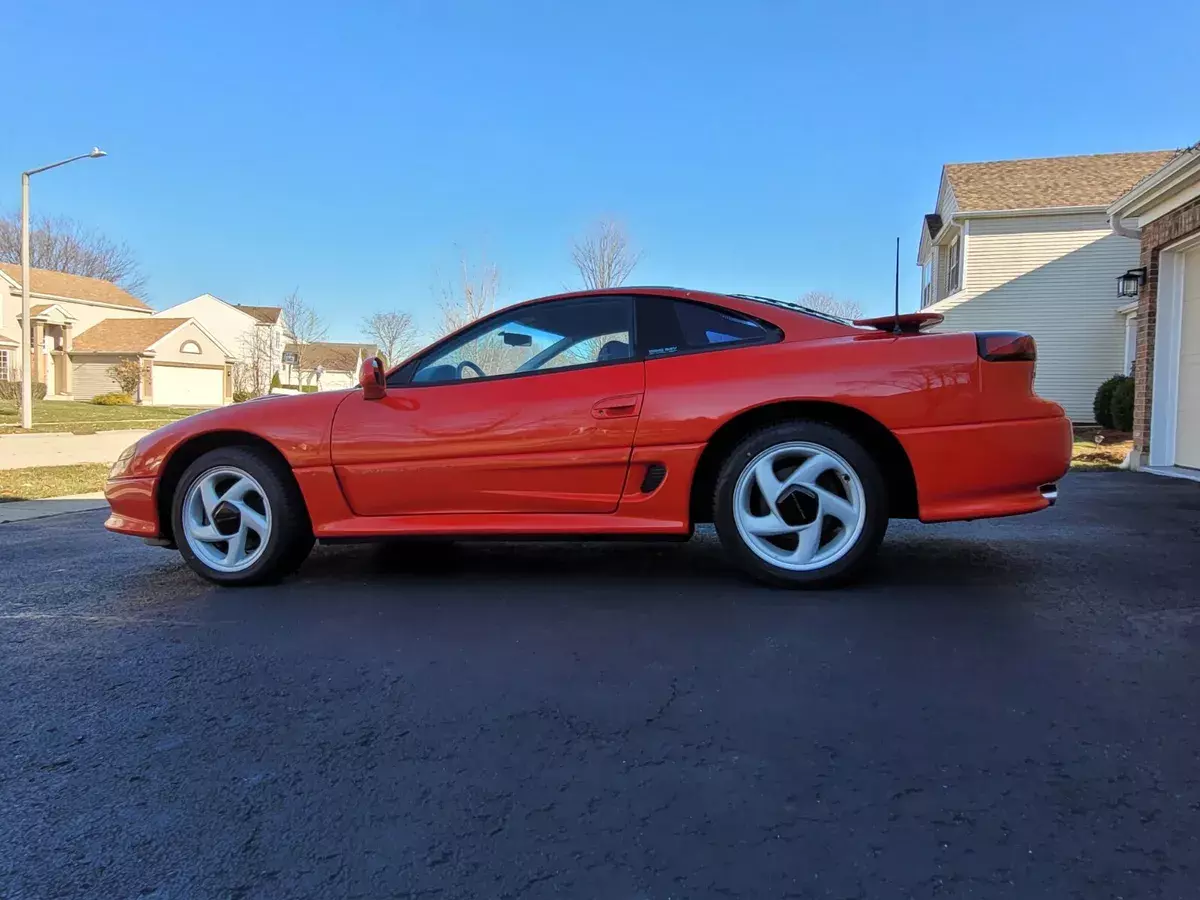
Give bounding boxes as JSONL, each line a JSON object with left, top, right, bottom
{"left": 104, "top": 288, "right": 1071, "bottom": 587}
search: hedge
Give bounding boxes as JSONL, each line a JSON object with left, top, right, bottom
{"left": 1093, "top": 374, "right": 1130, "bottom": 429}
{"left": 0, "top": 381, "right": 47, "bottom": 402}
{"left": 1110, "top": 377, "right": 1135, "bottom": 432}
{"left": 92, "top": 392, "right": 134, "bottom": 406}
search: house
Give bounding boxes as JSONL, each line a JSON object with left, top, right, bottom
{"left": 154, "top": 294, "right": 286, "bottom": 395}
{"left": 71, "top": 317, "right": 236, "bottom": 406}
{"left": 0, "top": 263, "right": 154, "bottom": 398}
{"left": 0, "top": 264, "right": 235, "bottom": 406}
{"left": 917, "top": 150, "right": 1177, "bottom": 420}
{"left": 1106, "top": 143, "right": 1200, "bottom": 477}
{"left": 282, "top": 342, "right": 378, "bottom": 391}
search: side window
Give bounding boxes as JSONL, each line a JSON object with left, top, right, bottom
{"left": 409, "top": 296, "right": 633, "bottom": 385}
{"left": 638, "top": 297, "right": 778, "bottom": 359}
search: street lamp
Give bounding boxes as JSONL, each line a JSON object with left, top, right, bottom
{"left": 19, "top": 148, "right": 107, "bottom": 430}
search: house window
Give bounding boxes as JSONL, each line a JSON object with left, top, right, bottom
{"left": 180, "top": 340, "right": 202, "bottom": 355}
{"left": 0, "top": 349, "right": 9, "bottom": 382}
{"left": 921, "top": 261, "right": 933, "bottom": 307}
{"left": 946, "top": 236, "right": 962, "bottom": 294}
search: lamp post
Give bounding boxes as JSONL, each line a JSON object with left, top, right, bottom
{"left": 19, "top": 148, "right": 107, "bottom": 430}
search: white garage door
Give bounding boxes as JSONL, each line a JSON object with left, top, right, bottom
{"left": 152, "top": 364, "right": 224, "bottom": 407}
{"left": 1177, "top": 247, "right": 1200, "bottom": 469}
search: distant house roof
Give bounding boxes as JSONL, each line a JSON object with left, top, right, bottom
{"left": 234, "top": 304, "right": 282, "bottom": 324}
{"left": 0, "top": 263, "right": 149, "bottom": 310}
{"left": 286, "top": 341, "right": 378, "bottom": 372}
{"left": 943, "top": 150, "right": 1179, "bottom": 212}
{"left": 73, "top": 318, "right": 190, "bottom": 353}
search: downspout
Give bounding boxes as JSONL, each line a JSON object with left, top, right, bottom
{"left": 1109, "top": 209, "right": 1141, "bottom": 240}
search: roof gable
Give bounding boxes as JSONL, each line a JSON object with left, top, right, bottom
{"left": 0, "top": 263, "right": 149, "bottom": 310}
{"left": 943, "top": 150, "right": 1178, "bottom": 212}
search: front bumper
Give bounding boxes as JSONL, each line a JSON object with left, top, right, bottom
{"left": 104, "top": 476, "right": 161, "bottom": 538}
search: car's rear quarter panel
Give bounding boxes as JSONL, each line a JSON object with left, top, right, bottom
{"left": 637, "top": 328, "right": 1069, "bottom": 523}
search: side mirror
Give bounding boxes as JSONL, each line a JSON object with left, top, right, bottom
{"left": 359, "top": 356, "right": 387, "bottom": 400}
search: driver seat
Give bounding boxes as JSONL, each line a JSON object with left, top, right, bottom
{"left": 597, "top": 340, "right": 630, "bottom": 363}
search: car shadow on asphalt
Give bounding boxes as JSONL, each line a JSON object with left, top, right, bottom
{"left": 288, "top": 527, "right": 1044, "bottom": 594}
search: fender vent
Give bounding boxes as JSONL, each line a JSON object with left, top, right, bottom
{"left": 640, "top": 463, "right": 667, "bottom": 493}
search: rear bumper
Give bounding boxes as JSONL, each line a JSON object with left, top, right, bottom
{"left": 104, "top": 476, "right": 162, "bottom": 538}
{"left": 896, "top": 415, "right": 1073, "bottom": 523}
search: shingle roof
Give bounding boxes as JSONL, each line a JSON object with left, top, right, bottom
{"left": 73, "top": 318, "right": 190, "bottom": 353}
{"left": 943, "top": 150, "right": 1179, "bottom": 212}
{"left": 0, "top": 263, "right": 149, "bottom": 310}
{"left": 286, "top": 341, "right": 377, "bottom": 372}
{"left": 234, "top": 304, "right": 282, "bottom": 324}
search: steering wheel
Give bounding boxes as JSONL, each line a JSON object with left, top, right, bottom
{"left": 457, "top": 360, "right": 486, "bottom": 379}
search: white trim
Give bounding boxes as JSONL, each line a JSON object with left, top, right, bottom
{"left": 958, "top": 204, "right": 1109, "bottom": 219}
{"left": 1148, "top": 234, "right": 1200, "bottom": 467}
{"left": 1109, "top": 147, "right": 1199, "bottom": 220}
{"left": 959, "top": 219, "right": 969, "bottom": 291}
{"left": 1141, "top": 465, "right": 1200, "bottom": 483}
{"left": 1123, "top": 311, "right": 1138, "bottom": 375}
{"left": 146, "top": 317, "right": 238, "bottom": 359}
{"left": 1116, "top": 300, "right": 1139, "bottom": 316}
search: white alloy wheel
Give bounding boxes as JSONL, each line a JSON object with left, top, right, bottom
{"left": 732, "top": 441, "right": 867, "bottom": 572}
{"left": 181, "top": 466, "right": 273, "bottom": 574}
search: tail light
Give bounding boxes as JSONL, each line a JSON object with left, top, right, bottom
{"left": 976, "top": 331, "right": 1036, "bottom": 362}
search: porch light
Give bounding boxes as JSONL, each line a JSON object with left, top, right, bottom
{"left": 1118, "top": 267, "right": 1146, "bottom": 298}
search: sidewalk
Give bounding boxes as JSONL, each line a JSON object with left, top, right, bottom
{"left": 0, "top": 493, "right": 109, "bottom": 524}
{"left": 0, "top": 430, "right": 151, "bottom": 470}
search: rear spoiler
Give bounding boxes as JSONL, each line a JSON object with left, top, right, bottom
{"left": 852, "top": 312, "right": 944, "bottom": 335}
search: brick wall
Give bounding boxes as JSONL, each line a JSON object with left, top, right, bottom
{"left": 1133, "top": 194, "right": 1200, "bottom": 461}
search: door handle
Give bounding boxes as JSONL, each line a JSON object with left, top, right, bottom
{"left": 592, "top": 394, "right": 643, "bottom": 419}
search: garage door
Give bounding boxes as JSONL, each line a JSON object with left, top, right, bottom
{"left": 1177, "top": 247, "right": 1200, "bottom": 469}
{"left": 152, "top": 364, "right": 224, "bottom": 407}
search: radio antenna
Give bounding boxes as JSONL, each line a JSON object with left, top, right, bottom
{"left": 892, "top": 236, "right": 901, "bottom": 335}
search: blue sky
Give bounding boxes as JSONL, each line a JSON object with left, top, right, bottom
{"left": 4, "top": 0, "right": 1198, "bottom": 341}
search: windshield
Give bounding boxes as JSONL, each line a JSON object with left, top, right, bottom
{"left": 725, "top": 293, "right": 854, "bottom": 325}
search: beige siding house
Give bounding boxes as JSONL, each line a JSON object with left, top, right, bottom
{"left": 154, "top": 294, "right": 286, "bottom": 394}
{"left": 283, "top": 342, "right": 378, "bottom": 391}
{"left": 0, "top": 263, "right": 152, "bottom": 397}
{"left": 918, "top": 151, "right": 1176, "bottom": 420}
{"left": 72, "top": 317, "right": 235, "bottom": 406}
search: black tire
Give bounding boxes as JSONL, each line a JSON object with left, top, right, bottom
{"left": 713, "top": 421, "right": 888, "bottom": 588}
{"left": 171, "top": 447, "right": 314, "bottom": 586}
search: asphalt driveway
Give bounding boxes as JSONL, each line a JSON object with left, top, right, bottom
{"left": 2, "top": 472, "right": 1198, "bottom": 899}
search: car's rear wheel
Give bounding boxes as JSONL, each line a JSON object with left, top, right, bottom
{"left": 713, "top": 422, "right": 888, "bottom": 588}
{"left": 172, "top": 447, "right": 314, "bottom": 586}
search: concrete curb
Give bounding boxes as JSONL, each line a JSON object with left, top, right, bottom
{"left": 0, "top": 493, "right": 109, "bottom": 525}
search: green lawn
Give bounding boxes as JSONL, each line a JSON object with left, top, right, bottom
{"left": 0, "top": 400, "right": 203, "bottom": 434}
{"left": 0, "top": 463, "right": 111, "bottom": 501}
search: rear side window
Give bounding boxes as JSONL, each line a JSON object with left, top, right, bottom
{"left": 637, "top": 296, "right": 779, "bottom": 359}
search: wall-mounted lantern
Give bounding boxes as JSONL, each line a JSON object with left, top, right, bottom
{"left": 1118, "top": 267, "right": 1147, "bottom": 298}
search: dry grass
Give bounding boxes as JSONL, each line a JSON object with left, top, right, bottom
{"left": 0, "top": 463, "right": 110, "bottom": 502}
{"left": 1072, "top": 426, "right": 1132, "bottom": 470}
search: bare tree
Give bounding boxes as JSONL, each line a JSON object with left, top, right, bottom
{"left": 280, "top": 289, "right": 328, "bottom": 384}
{"left": 435, "top": 251, "right": 499, "bottom": 337}
{"left": 235, "top": 327, "right": 277, "bottom": 397}
{"left": 571, "top": 219, "right": 640, "bottom": 290}
{"left": 0, "top": 212, "right": 146, "bottom": 297}
{"left": 797, "top": 291, "right": 863, "bottom": 320}
{"left": 361, "top": 310, "right": 419, "bottom": 366}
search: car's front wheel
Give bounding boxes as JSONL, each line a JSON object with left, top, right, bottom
{"left": 172, "top": 447, "right": 314, "bottom": 585}
{"left": 713, "top": 422, "right": 888, "bottom": 588}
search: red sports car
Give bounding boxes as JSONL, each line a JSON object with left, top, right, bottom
{"left": 105, "top": 287, "right": 1071, "bottom": 587}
